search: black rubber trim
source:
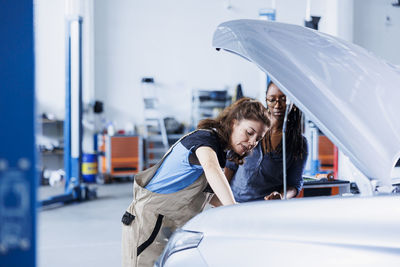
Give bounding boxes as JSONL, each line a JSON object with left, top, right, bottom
{"left": 113, "top": 167, "right": 137, "bottom": 171}
{"left": 137, "top": 214, "right": 164, "bottom": 256}
{"left": 121, "top": 211, "right": 135, "bottom": 226}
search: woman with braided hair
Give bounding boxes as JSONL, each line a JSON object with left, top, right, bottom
{"left": 212, "top": 81, "right": 308, "bottom": 204}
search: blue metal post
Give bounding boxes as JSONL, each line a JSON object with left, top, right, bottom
{"left": 259, "top": 8, "right": 276, "bottom": 21}
{"left": 41, "top": 17, "right": 87, "bottom": 206}
{"left": 259, "top": 8, "right": 276, "bottom": 91}
{"left": 64, "top": 18, "right": 72, "bottom": 195}
{"left": 64, "top": 17, "right": 84, "bottom": 198}
{"left": 40, "top": 15, "right": 96, "bottom": 206}
{"left": 304, "top": 6, "right": 322, "bottom": 176}
{"left": 0, "top": 0, "right": 36, "bottom": 266}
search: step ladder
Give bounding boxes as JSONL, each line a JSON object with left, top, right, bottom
{"left": 141, "top": 77, "right": 169, "bottom": 168}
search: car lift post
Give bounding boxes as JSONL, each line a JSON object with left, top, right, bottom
{"left": 40, "top": 9, "right": 96, "bottom": 206}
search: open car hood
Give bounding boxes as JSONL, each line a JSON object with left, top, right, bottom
{"left": 213, "top": 19, "right": 400, "bottom": 185}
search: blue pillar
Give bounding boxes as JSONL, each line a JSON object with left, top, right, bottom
{"left": 0, "top": 0, "right": 36, "bottom": 266}
{"left": 64, "top": 17, "right": 83, "bottom": 197}
{"left": 41, "top": 15, "right": 96, "bottom": 206}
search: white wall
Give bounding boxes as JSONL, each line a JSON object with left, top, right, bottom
{"left": 35, "top": 0, "right": 66, "bottom": 119}
{"left": 35, "top": 0, "right": 95, "bottom": 152}
{"left": 353, "top": 0, "right": 400, "bottom": 65}
{"left": 35, "top": 0, "right": 95, "bottom": 118}
{"left": 94, "top": 0, "right": 265, "bottom": 129}
{"left": 93, "top": 0, "right": 351, "bottom": 131}
{"left": 35, "top": 0, "right": 354, "bottom": 145}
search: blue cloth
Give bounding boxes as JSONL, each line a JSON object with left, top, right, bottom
{"left": 145, "top": 130, "right": 226, "bottom": 194}
{"left": 227, "top": 137, "right": 308, "bottom": 202}
{"left": 145, "top": 142, "right": 203, "bottom": 193}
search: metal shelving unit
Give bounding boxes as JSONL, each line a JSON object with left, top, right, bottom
{"left": 191, "top": 89, "right": 231, "bottom": 128}
{"left": 37, "top": 118, "right": 64, "bottom": 178}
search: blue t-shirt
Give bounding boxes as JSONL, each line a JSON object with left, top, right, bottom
{"left": 145, "top": 130, "right": 226, "bottom": 194}
{"left": 227, "top": 137, "right": 308, "bottom": 202}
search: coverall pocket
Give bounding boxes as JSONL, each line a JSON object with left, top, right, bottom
{"left": 121, "top": 211, "right": 135, "bottom": 225}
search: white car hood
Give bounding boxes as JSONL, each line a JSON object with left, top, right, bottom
{"left": 182, "top": 196, "right": 400, "bottom": 264}
{"left": 213, "top": 19, "right": 400, "bottom": 184}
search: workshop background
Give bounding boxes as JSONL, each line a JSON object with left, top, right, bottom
{"left": 1, "top": 0, "right": 400, "bottom": 266}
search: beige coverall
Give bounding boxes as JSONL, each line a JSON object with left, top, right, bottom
{"left": 121, "top": 131, "right": 213, "bottom": 267}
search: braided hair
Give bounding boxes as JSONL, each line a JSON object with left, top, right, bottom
{"left": 197, "top": 97, "right": 269, "bottom": 165}
{"left": 262, "top": 81, "right": 306, "bottom": 160}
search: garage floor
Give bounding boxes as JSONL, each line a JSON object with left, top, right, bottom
{"left": 38, "top": 181, "right": 133, "bottom": 267}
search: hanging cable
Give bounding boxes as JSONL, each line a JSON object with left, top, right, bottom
{"left": 282, "top": 98, "right": 292, "bottom": 200}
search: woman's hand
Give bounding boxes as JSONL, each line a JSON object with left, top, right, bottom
{"left": 264, "top": 191, "right": 282, "bottom": 200}
{"left": 264, "top": 187, "right": 298, "bottom": 200}
{"left": 209, "top": 195, "right": 223, "bottom": 207}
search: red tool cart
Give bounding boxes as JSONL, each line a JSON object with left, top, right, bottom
{"left": 97, "top": 134, "right": 143, "bottom": 183}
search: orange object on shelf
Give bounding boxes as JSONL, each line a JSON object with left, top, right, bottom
{"left": 97, "top": 134, "right": 143, "bottom": 182}
{"left": 318, "top": 135, "right": 335, "bottom": 171}
{"left": 109, "top": 136, "right": 142, "bottom": 176}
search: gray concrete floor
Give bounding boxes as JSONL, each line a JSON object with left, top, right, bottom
{"left": 38, "top": 181, "right": 133, "bottom": 267}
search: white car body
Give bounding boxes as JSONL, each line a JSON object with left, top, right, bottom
{"left": 156, "top": 20, "right": 400, "bottom": 267}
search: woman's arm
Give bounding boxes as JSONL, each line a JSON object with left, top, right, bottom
{"left": 266, "top": 138, "right": 308, "bottom": 200}
{"left": 209, "top": 167, "right": 236, "bottom": 207}
{"left": 224, "top": 167, "right": 236, "bottom": 183}
{"left": 285, "top": 155, "right": 308, "bottom": 198}
{"left": 196, "top": 146, "right": 236, "bottom": 206}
